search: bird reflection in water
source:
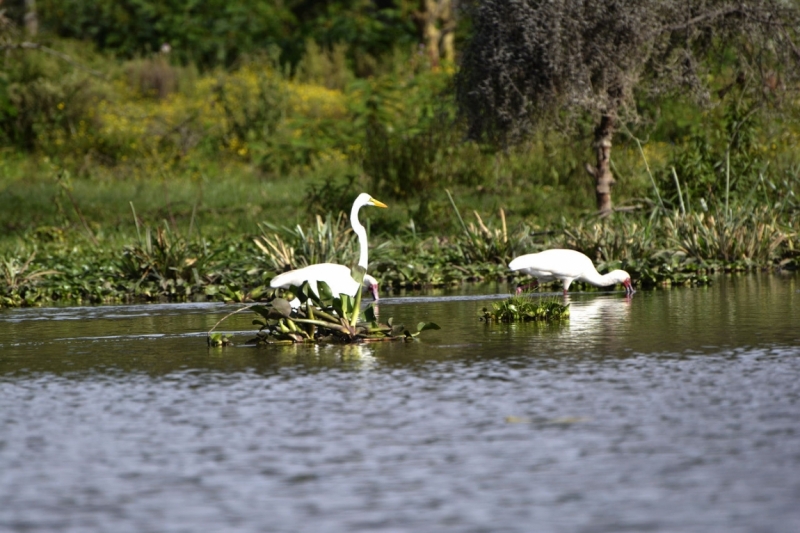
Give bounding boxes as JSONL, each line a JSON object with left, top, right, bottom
{"left": 565, "top": 295, "right": 633, "bottom": 339}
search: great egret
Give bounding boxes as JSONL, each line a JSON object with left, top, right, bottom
{"left": 270, "top": 193, "right": 387, "bottom": 303}
{"left": 509, "top": 249, "right": 634, "bottom": 295}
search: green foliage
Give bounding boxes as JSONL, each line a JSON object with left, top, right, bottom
{"left": 294, "top": 40, "right": 353, "bottom": 90}
{"left": 667, "top": 207, "right": 791, "bottom": 267}
{"left": 213, "top": 56, "right": 290, "bottom": 172}
{"left": 557, "top": 199, "right": 796, "bottom": 283}
{"left": 207, "top": 333, "right": 232, "bottom": 347}
{"left": 117, "top": 220, "right": 215, "bottom": 298}
{"left": 0, "top": 253, "right": 58, "bottom": 307}
{"left": 661, "top": 95, "right": 767, "bottom": 209}
{"left": 481, "top": 294, "right": 570, "bottom": 323}
{"left": 303, "top": 174, "right": 358, "bottom": 217}
{"left": 288, "top": 1, "right": 418, "bottom": 75}
{"left": 446, "top": 191, "right": 532, "bottom": 264}
{"left": 254, "top": 213, "right": 359, "bottom": 272}
{"left": 125, "top": 56, "right": 180, "bottom": 99}
{"left": 39, "top": 0, "right": 296, "bottom": 67}
{"left": 234, "top": 280, "right": 440, "bottom": 345}
{"left": 0, "top": 47, "right": 99, "bottom": 152}
{"left": 38, "top": 0, "right": 419, "bottom": 70}
{"left": 363, "top": 115, "right": 458, "bottom": 201}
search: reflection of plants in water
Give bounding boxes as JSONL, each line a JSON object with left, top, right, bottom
{"left": 481, "top": 294, "right": 569, "bottom": 323}
{"left": 209, "top": 267, "right": 439, "bottom": 345}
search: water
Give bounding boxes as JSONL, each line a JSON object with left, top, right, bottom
{"left": 1, "top": 274, "right": 799, "bottom": 532}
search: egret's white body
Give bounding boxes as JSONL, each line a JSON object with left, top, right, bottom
{"left": 509, "top": 249, "right": 634, "bottom": 295}
{"left": 271, "top": 265, "right": 379, "bottom": 306}
{"left": 270, "top": 193, "right": 386, "bottom": 305}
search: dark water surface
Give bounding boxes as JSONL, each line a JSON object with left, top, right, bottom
{"left": 1, "top": 275, "right": 799, "bottom": 532}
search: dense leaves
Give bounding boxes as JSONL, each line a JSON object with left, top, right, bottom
{"left": 35, "top": 0, "right": 418, "bottom": 69}
{"left": 210, "top": 280, "right": 440, "bottom": 345}
{"left": 481, "top": 294, "right": 570, "bottom": 323}
{"left": 456, "top": 0, "right": 800, "bottom": 144}
{"left": 37, "top": 0, "right": 295, "bottom": 67}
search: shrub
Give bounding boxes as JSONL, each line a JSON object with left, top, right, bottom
{"left": 0, "top": 48, "right": 99, "bottom": 153}
{"left": 254, "top": 214, "right": 359, "bottom": 272}
{"left": 125, "top": 56, "right": 179, "bottom": 99}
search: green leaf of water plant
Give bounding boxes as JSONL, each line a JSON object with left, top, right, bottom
{"left": 339, "top": 293, "right": 355, "bottom": 315}
{"left": 296, "top": 281, "right": 313, "bottom": 304}
{"left": 416, "top": 322, "right": 440, "bottom": 332}
{"left": 272, "top": 298, "right": 293, "bottom": 318}
{"left": 317, "top": 280, "right": 334, "bottom": 301}
{"left": 332, "top": 296, "right": 345, "bottom": 318}
{"left": 248, "top": 286, "right": 265, "bottom": 300}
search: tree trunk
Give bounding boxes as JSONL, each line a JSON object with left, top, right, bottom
{"left": 24, "top": 0, "right": 38, "bottom": 37}
{"left": 418, "top": 0, "right": 456, "bottom": 69}
{"left": 585, "top": 114, "right": 616, "bottom": 215}
{"left": 422, "top": 0, "right": 442, "bottom": 68}
{"left": 440, "top": 0, "right": 456, "bottom": 64}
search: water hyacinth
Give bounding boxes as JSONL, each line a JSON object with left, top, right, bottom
{"left": 481, "top": 294, "right": 570, "bottom": 323}
{"left": 209, "top": 272, "right": 440, "bottom": 346}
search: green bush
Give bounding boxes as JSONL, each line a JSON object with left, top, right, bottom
{"left": 38, "top": 0, "right": 295, "bottom": 67}
{"left": 0, "top": 49, "right": 99, "bottom": 153}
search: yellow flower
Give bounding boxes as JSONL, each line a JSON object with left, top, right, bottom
{"left": 57, "top": 102, "right": 65, "bottom": 110}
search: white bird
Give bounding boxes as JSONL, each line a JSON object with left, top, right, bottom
{"left": 509, "top": 249, "right": 634, "bottom": 296}
{"left": 273, "top": 266, "right": 379, "bottom": 307}
{"left": 270, "top": 193, "right": 387, "bottom": 305}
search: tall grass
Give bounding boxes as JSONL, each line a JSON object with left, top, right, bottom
{"left": 254, "top": 213, "right": 359, "bottom": 271}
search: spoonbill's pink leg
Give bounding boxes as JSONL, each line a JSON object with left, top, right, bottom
{"left": 515, "top": 280, "right": 539, "bottom": 295}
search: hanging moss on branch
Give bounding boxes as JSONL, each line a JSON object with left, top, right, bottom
{"left": 208, "top": 268, "right": 439, "bottom": 346}
{"left": 481, "top": 294, "right": 569, "bottom": 323}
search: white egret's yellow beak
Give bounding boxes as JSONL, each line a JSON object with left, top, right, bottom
{"left": 370, "top": 198, "right": 388, "bottom": 208}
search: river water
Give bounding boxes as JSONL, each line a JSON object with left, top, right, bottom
{"left": 1, "top": 274, "right": 799, "bottom": 532}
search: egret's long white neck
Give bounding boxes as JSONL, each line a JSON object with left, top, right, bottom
{"left": 351, "top": 201, "right": 369, "bottom": 269}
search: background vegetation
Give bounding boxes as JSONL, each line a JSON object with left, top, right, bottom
{"left": 1, "top": 1, "right": 798, "bottom": 307}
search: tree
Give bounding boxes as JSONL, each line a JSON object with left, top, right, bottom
{"left": 455, "top": 0, "right": 800, "bottom": 214}
{"left": 415, "top": 0, "right": 457, "bottom": 68}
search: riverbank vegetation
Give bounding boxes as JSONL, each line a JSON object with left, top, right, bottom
{"left": 209, "top": 274, "right": 440, "bottom": 346}
{"left": 1, "top": 1, "right": 799, "bottom": 308}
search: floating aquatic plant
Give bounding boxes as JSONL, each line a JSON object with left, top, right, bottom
{"left": 208, "top": 267, "right": 440, "bottom": 345}
{"left": 208, "top": 333, "right": 233, "bottom": 347}
{"left": 481, "top": 293, "right": 570, "bottom": 323}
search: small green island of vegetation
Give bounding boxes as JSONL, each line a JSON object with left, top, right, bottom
{"left": 1, "top": 1, "right": 799, "bottom": 310}
{"left": 209, "top": 271, "right": 440, "bottom": 346}
{"left": 481, "top": 294, "right": 570, "bottom": 324}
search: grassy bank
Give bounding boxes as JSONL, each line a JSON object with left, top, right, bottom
{"left": 2, "top": 190, "right": 797, "bottom": 308}
{"left": 1, "top": 37, "right": 799, "bottom": 308}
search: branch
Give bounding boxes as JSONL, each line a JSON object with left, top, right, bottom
{"left": 0, "top": 41, "right": 106, "bottom": 79}
{"left": 661, "top": 6, "right": 742, "bottom": 33}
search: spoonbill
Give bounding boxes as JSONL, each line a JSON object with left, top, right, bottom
{"left": 509, "top": 249, "right": 634, "bottom": 295}
{"left": 270, "top": 193, "right": 386, "bottom": 304}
